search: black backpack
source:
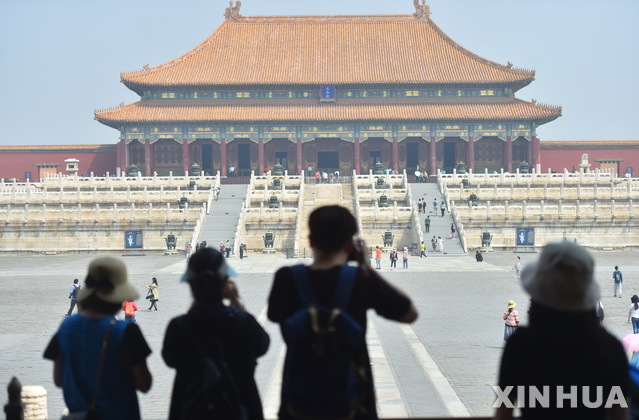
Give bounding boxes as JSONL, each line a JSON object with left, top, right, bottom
{"left": 282, "top": 265, "right": 365, "bottom": 420}
{"left": 176, "top": 317, "right": 247, "bottom": 420}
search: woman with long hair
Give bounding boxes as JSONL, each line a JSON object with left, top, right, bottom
{"left": 146, "top": 277, "right": 159, "bottom": 311}
{"left": 628, "top": 295, "right": 639, "bottom": 333}
{"left": 44, "top": 257, "right": 152, "bottom": 420}
{"left": 162, "top": 247, "right": 269, "bottom": 420}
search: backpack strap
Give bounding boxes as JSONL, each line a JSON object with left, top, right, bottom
{"left": 332, "top": 266, "right": 358, "bottom": 309}
{"left": 290, "top": 265, "right": 316, "bottom": 306}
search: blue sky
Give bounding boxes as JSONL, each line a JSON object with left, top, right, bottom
{"left": 0, "top": 0, "right": 636, "bottom": 145}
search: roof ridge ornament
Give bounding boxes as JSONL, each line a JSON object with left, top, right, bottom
{"left": 413, "top": 0, "right": 430, "bottom": 19}
{"left": 224, "top": 1, "right": 242, "bottom": 21}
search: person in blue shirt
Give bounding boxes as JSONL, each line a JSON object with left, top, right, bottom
{"left": 45, "top": 257, "right": 152, "bottom": 420}
{"left": 66, "top": 279, "right": 81, "bottom": 316}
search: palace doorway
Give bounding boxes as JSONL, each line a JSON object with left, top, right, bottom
{"left": 238, "top": 144, "right": 251, "bottom": 175}
{"left": 201, "top": 144, "right": 212, "bottom": 175}
{"left": 369, "top": 151, "right": 381, "bottom": 170}
{"left": 406, "top": 143, "right": 418, "bottom": 170}
{"left": 275, "top": 151, "right": 287, "bottom": 168}
{"left": 318, "top": 151, "right": 339, "bottom": 172}
{"left": 443, "top": 143, "right": 456, "bottom": 173}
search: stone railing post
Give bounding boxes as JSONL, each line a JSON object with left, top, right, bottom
{"left": 611, "top": 199, "right": 616, "bottom": 219}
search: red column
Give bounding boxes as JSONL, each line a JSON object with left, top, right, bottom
{"left": 221, "top": 137, "right": 227, "bottom": 177}
{"left": 296, "top": 136, "right": 303, "bottom": 175}
{"left": 392, "top": 137, "right": 399, "bottom": 172}
{"left": 466, "top": 137, "right": 474, "bottom": 170}
{"left": 354, "top": 137, "right": 361, "bottom": 174}
{"left": 429, "top": 136, "right": 436, "bottom": 176}
{"left": 505, "top": 136, "right": 512, "bottom": 172}
{"left": 211, "top": 144, "right": 215, "bottom": 176}
{"left": 144, "top": 138, "right": 151, "bottom": 176}
{"left": 182, "top": 139, "right": 189, "bottom": 175}
{"left": 117, "top": 139, "right": 124, "bottom": 174}
{"left": 258, "top": 137, "right": 265, "bottom": 175}
{"left": 531, "top": 135, "right": 540, "bottom": 169}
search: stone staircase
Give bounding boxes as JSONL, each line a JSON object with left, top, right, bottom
{"left": 296, "top": 184, "right": 356, "bottom": 254}
{"left": 197, "top": 184, "right": 247, "bottom": 254}
{"left": 409, "top": 182, "right": 466, "bottom": 256}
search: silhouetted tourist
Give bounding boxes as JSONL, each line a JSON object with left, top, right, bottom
{"left": 267, "top": 205, "right": 417, "bottom": 420}
{"left": 163, "top": 247, "right": 268, "bottom": 420}
{"left": 495, "top": 242, "right": 629, "bottom": 420}
{"left": 44, "top": 257, "right": 152, "bottom": 420}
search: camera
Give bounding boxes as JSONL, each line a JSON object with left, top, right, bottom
{"left": 347, "top": 238, "right": 365, "bottom": 262}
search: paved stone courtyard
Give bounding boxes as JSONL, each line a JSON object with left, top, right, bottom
{"left": 1, "top": 248, "right": 637, "bottom": 419}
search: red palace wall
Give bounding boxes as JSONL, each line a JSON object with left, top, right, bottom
{"left": 0, "top": 146, "right": 117, "bottom": 181}
{"left": 540, "top": 141, "right": 639, "bottom": 176}
{"left": 2, "top": 141, "right": 639, "bottom": 181}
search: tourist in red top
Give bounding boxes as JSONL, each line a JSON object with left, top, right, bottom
{"left": 122, "top": 301, "right": 138, "bottom": 323}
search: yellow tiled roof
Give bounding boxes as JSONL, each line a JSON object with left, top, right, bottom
{"left": 95, "top": 99, "right": 560, "bottom": 127}
{"left": 120, "top": 15, "right": 534, "bottom": 88}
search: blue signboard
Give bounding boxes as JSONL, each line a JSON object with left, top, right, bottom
{"left": 125, "top": 230, "right": 143, "bottom": 249}
{"left": 516, "top": 228, "right": 535, "bottom": 246}
{"left": 320, "top": 86, "right": 335, "bottom": 102}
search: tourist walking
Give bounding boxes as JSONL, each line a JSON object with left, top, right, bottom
{"left": 450, "top": 223, "right": 455, "bottom": 239}
{"left": 44, "top": 257, "right": 152, "bottom": 420}
{"left": 436, "top": 236, "right": 444, "bottom": 253}
{"left": 390, "top": 248, "right": 398, "bottom": 269}
{"left": 629, "top": 295, "right": 639, "bottom": 333}
{"left": 402, "top": 247, "right": 409, "bottom": 269}
{"left": 513, "top": 256, "right": 521, "bottom": 279}
{"left": 66, "top": 278, "right": 81, "bottom": 317}
{"left": 420, "top": 241, "right": 426, "bottom": 258}
{"left": 315, "top": 170, "right": 320, "bottom": 184}
{"left": 503, "top": 300, "right": 519, "bottom": 341}
{"left": 185, "top": 242, "right": 192, "bottom": 261}
{"left": 163, "top": 247, "right": 269, "bottom": 420}
{"left": 433, "top": 198, "right": 438, "bottom": 214}
{"left": 375, "top": 246, "right": 382, "bottom": 269}
{"left": 441, "top": 202, "right": 446, "bottom": 217}
{"left": 220, "top": 241, "right": 225, "bottom": 255}
{"left": 614, "top": 265, "right": 623, "bottom": 298}
{"left": 240, "top": 243, "right": 244, "bottom": 259}
{"left": 425, "top": 216, "right": 430, "bottom": 232}
{"left": 146, "top": 278, "right": 159, "bottom": 311}
{"left": 431, "top": 236, "right": 437, "bottom": 252}
{"left": 122, "top": 300, "right": 138, "bottom": 323}
{"left": 226, "top": 240, "right": 231, "bottom": 258}
{"left": 418, "top": 200, "right": 423, "bottom": 214}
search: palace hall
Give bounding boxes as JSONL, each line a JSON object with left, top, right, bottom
{"left": 95, "top": 2, "right": 562, "bottom": 177}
